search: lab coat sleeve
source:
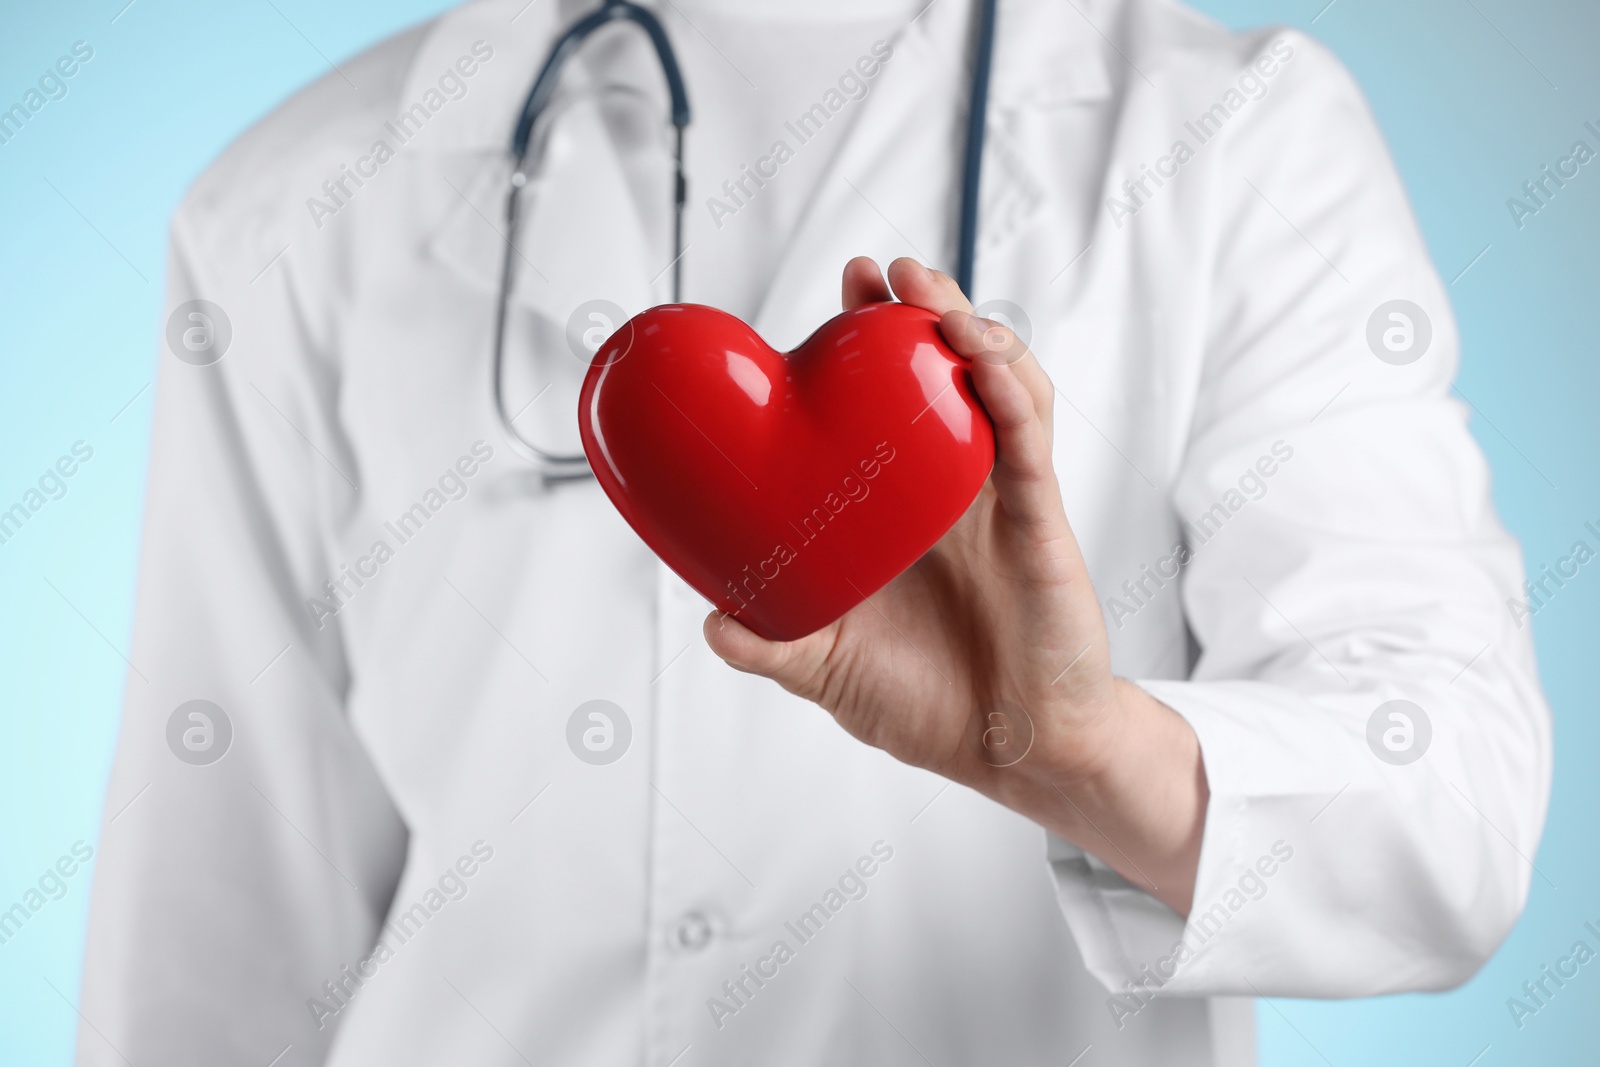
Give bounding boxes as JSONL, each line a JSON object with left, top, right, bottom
{"left": 1048, "top": 31, "right": 1552, "bottom": 999}
{"left": 75, "top": 182, "right": 409, "bottom": 1065}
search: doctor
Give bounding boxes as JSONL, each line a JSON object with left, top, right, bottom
{"left": 79, "top": 0, "right": 1550, "bottom": 1064}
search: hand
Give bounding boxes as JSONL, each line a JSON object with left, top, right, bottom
{"left": 704, "top": 257, "right": 1208, "bottom": 915}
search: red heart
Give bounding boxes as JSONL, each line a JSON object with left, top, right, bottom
{"left": 578, "top": 302, "right": 995, "bottom": 641}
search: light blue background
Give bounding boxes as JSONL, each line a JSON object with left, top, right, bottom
{"left": 0, "top": 1, "right": 1594, "bottom": 1064}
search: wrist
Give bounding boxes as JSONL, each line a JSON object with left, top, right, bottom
{"left": 1003, "top": 676, "right": 1146, "bottom": 799}
{"left": 987, "top": 678, "right": 1208, "bottom": 915}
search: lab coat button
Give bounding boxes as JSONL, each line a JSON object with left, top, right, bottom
{"left": 673, "top": 911, "right": 714, "bottom": 951}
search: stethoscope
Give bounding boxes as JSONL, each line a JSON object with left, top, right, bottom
{"left": 492, "top": 0, "right": 999, "bottom": 482}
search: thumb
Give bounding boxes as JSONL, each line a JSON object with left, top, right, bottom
{"left": 702, "top": 611, "right": 831, "bottom": 695}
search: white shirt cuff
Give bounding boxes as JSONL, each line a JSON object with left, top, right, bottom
{"left": 1045, "top": 679, "right": 1346, "bottom": 998}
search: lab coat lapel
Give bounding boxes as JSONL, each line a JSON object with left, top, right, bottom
{"left": 749, "top": 0, "right": 1111, "bottom": 350}
{"left": 980, "top": 0, "right": 1113, "bottom": 290}
{"left": 422, "top": 12, "right": 659, "bottom": 330}
{"left": 747, "top": 0, "right": 971, "bottom": 350}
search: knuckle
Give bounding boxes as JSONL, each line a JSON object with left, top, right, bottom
{"left": 981, "top": 324, "right": 1014, "bottom": 352}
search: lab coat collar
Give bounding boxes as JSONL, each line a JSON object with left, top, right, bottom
{"left": 394, "top": 0, "right": 1116, "bottom": 153}
{"left": 406, "top": 0, "right": 1114, "bottom": 334}
{"left": 395, "top": 0, "right": 570, "bottom": 158}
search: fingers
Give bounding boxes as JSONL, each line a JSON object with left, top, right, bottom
{"left": 886, "top": 258, "right": 973, "bottom": 316}
{"left": 939, "top": 310, "right": 1062, "bottom": 529}
{"left": 847, "top": 257, "right": 975, "bottom": 320}
{"left": 843, "top": 256, "right": 1061, "bottom": 527}
{"left": 938, "top": 310, "right": 1055, "bottom": 449}
{"left": 703, "top": 611, "right": 830, "bottom": 695}
{"left": 885, "top": 258, "right": 1050, "bottom": 426}
{"left": 942, "top": 312, "right": 1053, "bottom": 428}
{"left": 842, "top": 256, "right": 891, "bottom": 309}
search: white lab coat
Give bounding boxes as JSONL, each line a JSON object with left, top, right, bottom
{"left": 77, "top": 0, "right": 1551, "bottom": 1064}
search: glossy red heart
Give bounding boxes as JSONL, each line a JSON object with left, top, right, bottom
{"left": 577, "top": 302, "right": 995, "bottom": 641}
